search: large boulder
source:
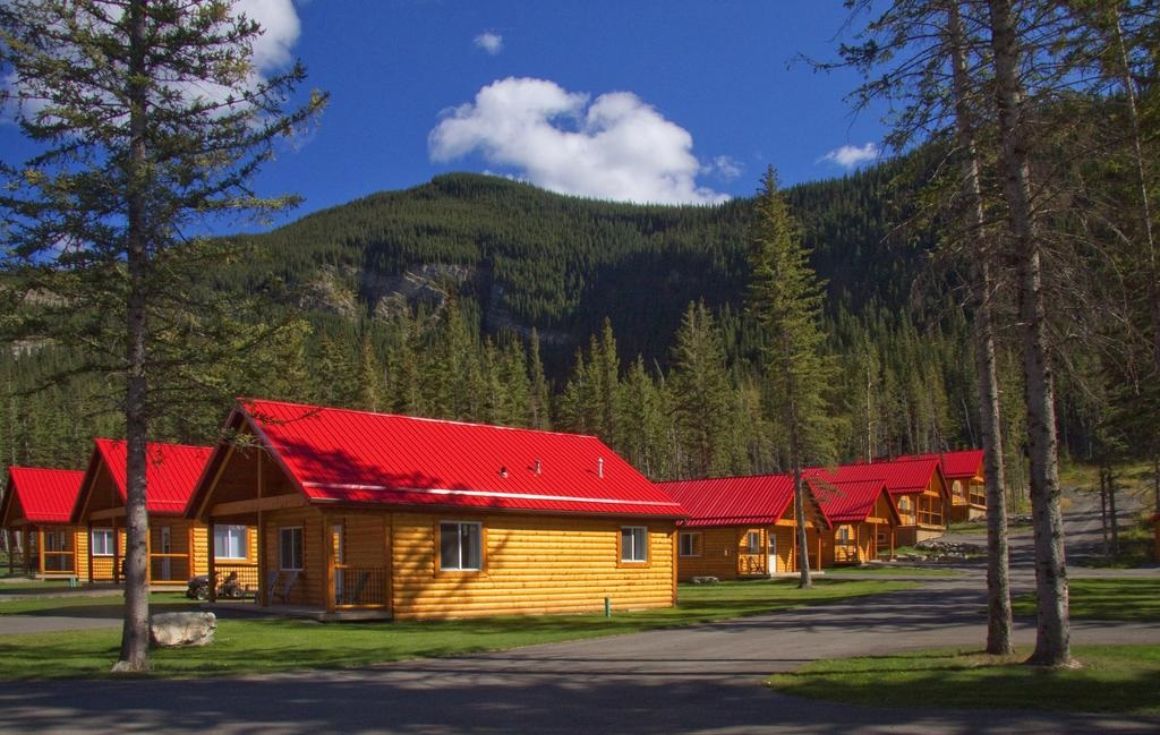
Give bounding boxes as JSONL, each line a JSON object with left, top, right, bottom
{"left": 150, "top": 611, "right": 216, "bottom": 648}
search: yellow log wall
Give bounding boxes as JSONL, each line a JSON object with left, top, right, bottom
{"left": 263, "top": 506, "right": 324, "bottom": 606}
{"left": 391, "top": 512, "right": 676, "bottom": 620}
{"left": 677, "top": 527, "right": 742, "bottom": 581}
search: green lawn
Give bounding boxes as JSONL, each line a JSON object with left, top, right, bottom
{"left": 1013, "top": 578, "right": 1160, "bottom": 622}
{"left": 0, "top": 578, "right": 914, "bottom": 679}
{"left": 766, "top": 645, "right": 1160, "bottom": 715}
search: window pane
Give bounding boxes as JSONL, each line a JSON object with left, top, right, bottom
{"left": 280, "top": 528, "right": 302, "bottom": 570}
{"left": 622, "top": 527, "right": 647, "bottom": 562}
{"left": 440, "top": 524, "right": 460, "bottom": 569}
{"left": 215, "top": 526, "right": 246, "bottom": 559}
{"left": 92, "top": 529, "right": 113, "bottom": 556}
{"left": 462, "top": 524, "right": 481, "bottom": 570}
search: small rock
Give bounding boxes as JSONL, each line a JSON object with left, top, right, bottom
{"left": 150, "top": 611, "right": 216, "bottom": 648}
{"left": 691, "top": 576, "right": 720, "bottom": 585}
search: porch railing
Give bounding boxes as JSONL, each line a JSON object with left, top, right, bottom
{"left": 149, "top": 554, "right": 190, "bottom": 584}
{"left": 736, "top": 553, "right": 767, "bottom": 576}
{"left": 833, "top": 542, "right": 860, "bottom": 564}
{"left": 212, "top": 563, "right": 259, "bottom": 600}
{"left": 42, "top": 550, "right": 75, "bottom": 574}
{"left": 334, "top": 566, "right": 387, "bottom": 607}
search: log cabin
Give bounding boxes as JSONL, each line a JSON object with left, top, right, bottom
{"left": 188, "top": 398, "right": 683, "bottom": 620}
{"left": 657, "top": 474, "right": 828, "bottom": 581}
{"left": 1, "top": 467, "right": 87, "bottom": 579}
{"left": 71, "top": 438, "right": 257, "bottom": 590}
{"left": 900, "top": 450, "right": 986, "bottom": 522}
{"left": 806, "top": 477, "right": 900, "bottom": 565}
{"left": 807, "top": 457, "right": 950, "bottom": 547}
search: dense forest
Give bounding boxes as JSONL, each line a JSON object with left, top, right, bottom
{"left": 1, "top": 158, "right": 1038, "bottom": 490}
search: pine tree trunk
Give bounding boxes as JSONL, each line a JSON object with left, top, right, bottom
{"left": 1108, "top": 469, "right": 1119, "bottom": 557}
{"left": 114, "top": 0, "right": 151, "bottom": 673}
{"left": 947, "top": 0, "right": 1012, "bottom": 657}
{"left": 1099, "top": 466, "right": 1110, "bottom": 557}
{"left": 793, "top": 464, "right": 812, "bottom": 589}
{"left": 988, "top": 0, "right": 1071, "bottom": 668}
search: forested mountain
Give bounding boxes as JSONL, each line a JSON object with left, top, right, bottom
{"left": 0, "top": 160, "right": 1020, "bottom": 484}
{"left": 221, "top": 164, "right": 939, "bottom": 369}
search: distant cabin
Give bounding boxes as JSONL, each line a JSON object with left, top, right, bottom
{"left": 188, "top": 398, "right": 683, "bottom": 620}
{"left": 1, "top": 467, "right": 87, "bottom": 579}
{"left": 806, "top": 477, "right": 900, "bottom": 565}
{"left": 806, "top": 457, "right": 950, "bottom": 547}
{"left": 932, "top": 450, "right": 986, "bottom": 522}
{"left": 72, "top": 438, "right": 257, "bottom": 589}
{"left": 657, "top": 474, "right": 827, "bottom": 581}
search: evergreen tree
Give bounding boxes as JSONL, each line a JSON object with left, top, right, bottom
{"left": 669, "top": 301, "right": 735, "bottom": 479}
{"left": 748, "top": 168, "right": 838, "bottom": 588}
{"left": 0, "top": 0, "right": 325, "bottom": 671}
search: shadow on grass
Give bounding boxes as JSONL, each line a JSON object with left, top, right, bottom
{"left": 1013, "top": 579, "right": 1160, "bottom": 622}
{"left": 767, "top": 645, "right": 1160, "bottom": 715}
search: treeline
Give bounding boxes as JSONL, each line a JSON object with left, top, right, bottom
{"left": 1, "top": 291, "right": 1028, "bottom": 490}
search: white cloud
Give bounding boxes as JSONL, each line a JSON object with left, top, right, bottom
{"left": 474, "top": 31, "right": 504, "bottom": 55}
{"left": 235, "top": 0, "right": 302, "bottom": 73}
{"left": 818, "top": 142, "right": 880, "bottom": 169}
{"left": 429, "top": 77, "right": 729, "bottom": 205}
{"left": 5, "top": 1, "right": 303, "bottom": 120}
{"left": 704, "top": 155, "right": 743, "bottom": 181}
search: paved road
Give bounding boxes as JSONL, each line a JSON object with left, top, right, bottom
{"left": 1, "top": 573, "right": 1158, "bottom": 734}
{"left": 1, "top": 487, "right": 1157, "bottom": 733}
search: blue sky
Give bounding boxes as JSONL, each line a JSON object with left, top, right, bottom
{"left": 3, "top": 1, "right": 891, "bottom": 231}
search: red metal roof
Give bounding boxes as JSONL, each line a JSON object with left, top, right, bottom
{"left": 657, "top": 475, "right": 795, "bottom": 528}
{"left": 806, "top": 478, "right": 898, "bottom": 525}
{"left": 3, "top": 467, "right": 85, "bottom": 524}
{"left": 914, "top": 450, "right": 984, "bottom": 481}
{"left": 91, "top": 439, "right": 213, "bottom": 515}
{"left": 231, "top": 398, "right": 684, "bottom": 518}
{"left": 806, "top": 456, "right": 945, "bottom": 498}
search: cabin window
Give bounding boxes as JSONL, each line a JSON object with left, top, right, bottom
{"left": 439, "top": 521, "right": 482, "bottom": 571}
{"left": 745, "top": 531, "right": 761, "bottom": 554}
{"left": 214, "top": 525, "right": 248, "bottom": 560}
{"left": 898, "top": 497, "right": 913, "bottom": 513}
{"left": 679, "top": 532, "right": 701, "bottom": 557}
{"left": 620, "top": 526, "right": 648, "bottom": 563}
{"left": 44, "top": 531, "right": 70, "bottom": 552}
{"left": 279, "top": 527, "right": 304, "bottom": 571}
{"left": 91, "top": 528, "right": 114, "bottom": 556}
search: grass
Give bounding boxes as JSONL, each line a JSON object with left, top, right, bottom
{"left": 766, "top": 645, "right": 1160, "bottom": 715}
{"left": 0, "top": 578, "right": 915, "bottom": 679}
{"left": 1013, "top": 578, "right": 1160, "bottom": 622}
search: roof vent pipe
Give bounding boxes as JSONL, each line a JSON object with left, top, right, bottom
{"left": 597, "top": 457, "right": 604, "bottom": 479}
{"left": 534, "top": 459, "right": 542, "bottom": 475}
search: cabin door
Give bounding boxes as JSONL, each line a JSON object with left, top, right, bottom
{"left": 767, "top": 534, "right": 777, "bottom": 575}
{"left": 332, "top": 523, "right": 345, "bottom": 603}
{"left": 159, "top": 527, "right": 172, "bottom": 580}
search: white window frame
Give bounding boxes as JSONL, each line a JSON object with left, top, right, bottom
{"left": 439, "top": 521, "right": 483, "bottom": 571}
{"left": 620, "top": 526, "right": 648, "bottom": 563}
{"left": 91, "top": 528, "right": 114, "bottom": 557}
{"left": 679, "top": 531, "right": 701, "bottom": 557}
{"left": 214, "top": 525, "right": 248, "bottom": 560}
{"left": 279, "top": 526, "right": 304, "bottom": 571}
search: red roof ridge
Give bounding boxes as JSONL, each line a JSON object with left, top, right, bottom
{"left": 93, "top": 436, "right": 216, "bottom": 453}
{"left": 239, "top": 397, "right": 605, "bottom": 442}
